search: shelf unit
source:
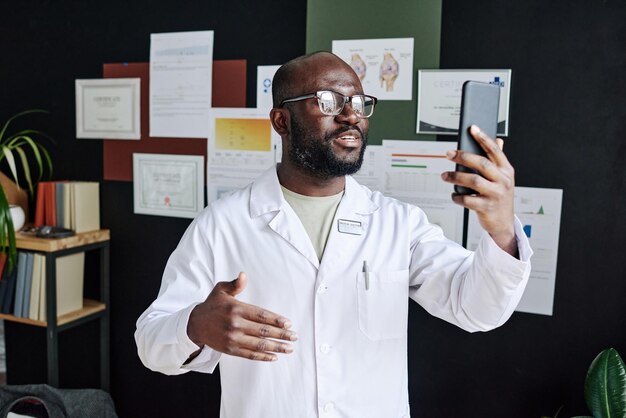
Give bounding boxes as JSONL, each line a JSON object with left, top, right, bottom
{"left": 0, "top": 229, "right": 110, "bottom": 390}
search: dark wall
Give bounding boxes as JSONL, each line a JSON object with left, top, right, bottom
{"left": 1, "top": 1, "right": 307, "bottom": 417}
{"left": 2, "top": 1, "right": 625, "bottom": 417}
{"left": 406, "top": 1, "right": 626, "bottom": 417}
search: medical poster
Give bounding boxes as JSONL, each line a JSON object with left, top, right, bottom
{"left": 149, "top": 30, "right": 214, "bottom": 138}
{"left": 207, "top": 108, "right": 281, "bottom": 202}
{"left": 416, "top": 69, "right": 511, "bottom": 136}
{"left": 466, "top": 187, "right": 563, "bottom": 316}
{"left": 351, "top": 145, "right": 385, "bottom": 192}
{"left": 256, "top": 65, "right": 281, "bottom": 110}
{"left": 381, "top": 140, "right": 463, "bottom": 244}
{"left": 332, "top": 38, "right": 414, "bottom": 100}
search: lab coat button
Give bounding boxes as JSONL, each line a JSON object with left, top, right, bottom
{"left": 317, "top": 285, "right": 327, "bottom": 294}
{"left": 323, "top": 402, "right": 335, "bottom": 413}
{"left": 320, "top": 343, "right": 331, "bottom": 354}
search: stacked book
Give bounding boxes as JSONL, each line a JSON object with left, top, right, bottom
{"left": 34, "top": 181, "right": 100, "bottom": 233}
{"left": 0, "top": 251, "right": 85, "bottom": 321}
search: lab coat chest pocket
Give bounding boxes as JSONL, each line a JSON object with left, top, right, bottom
{"left": 356, "top": 269, "right": 409, "bottom": 340}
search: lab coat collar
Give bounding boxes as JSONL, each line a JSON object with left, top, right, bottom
{"left": 249, "top": 165, "right": 379, "bottom": 271}
{"left": 249, "top": 165, "right": 378, "bottom": 218}
{"left": 250, "top": 166, "right": 319, "bottom": 268}
{"left": 249, "top": 166, "right": 284, "bottom": 218}
{"left": 343, "top": 175, "right": 379, "bottom": 215}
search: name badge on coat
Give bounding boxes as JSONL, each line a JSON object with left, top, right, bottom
{"left": 337, "top": 219, "right": 363, "bottom": 235}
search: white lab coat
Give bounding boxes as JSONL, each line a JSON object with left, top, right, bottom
{"left": 135, "top": 166, "right": 532, "bottom": 418}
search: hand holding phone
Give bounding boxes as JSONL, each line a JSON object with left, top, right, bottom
{"left": 441, "top": 81, "right": 517, "bottom": 255}
{"left": 454, "top": 80, "right": 500, "bottom": 195}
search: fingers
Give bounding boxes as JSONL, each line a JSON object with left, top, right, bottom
{"left": 230, "top": 343, "right": 294, "bottom": 362}
{"left": 469, "top": 125, "right": 508, "bottom": 166}
{"left": 222, "top": 320, "right": 296, "bottom": 362}
{"left": 238, "top": 334, "right": 294, "bottom": 356}
{"left": 443, "top": 170, "right": 498, "bottom": 197}
{"left": 240, "top": 317, "right": 298, "bottom": 342}
{"left": 240, "top": 303, "right": 293, "bottom": 330}
{"left": 230, "top": 348, "right": 279, "bottom": 362}
{"left": 443, "top": 126, "right": 514, "bottom": 188}
{"left": 222, "top": 312, "right": 298, "bottom": 363}
{"left": 201, "top": 273, "right": 298, "bottom": 362}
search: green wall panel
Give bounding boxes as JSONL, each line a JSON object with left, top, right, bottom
{"left": 306, "top": 0, "right": 442, "bottom": 145}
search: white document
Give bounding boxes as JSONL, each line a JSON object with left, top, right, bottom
{"left": 133, "top": 153, "right": 205, "bottom": 218}
{"left": 207, "top": 108, "right": 281, "bottom": 202}
{"left": 416, "top": 69, "right": 512, "bottom": 136}
{"left": 75, "top": 78, "right": 140, "bottom": 139}
{"left": 351, "top": 145, "right": 385, "bottom": 192}
{"left": 256, "top": 65, "right": 281, "bottom": 111}
{"left": 382, "top": 140, "right": 463, "bottom": 244}
{"left": 332, "top": 38, "right": 414, "bottom": 100}
{"left": 149, "top": 30, "right": 214, "bottom": 138}
{"left": 467, "top": 187, "right": 563, "bottom": 316}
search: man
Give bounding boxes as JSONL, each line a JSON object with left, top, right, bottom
{"left": 135, "top": 51, "right": 532, "bottom": 417}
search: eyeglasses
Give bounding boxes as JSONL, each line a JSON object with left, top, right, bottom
{"left": 279, "top": 90, "right": 378, "bottom": 119}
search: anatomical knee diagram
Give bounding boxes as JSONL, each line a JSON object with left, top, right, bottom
{"left": 379, "top": 52, "right": 399, "bottom": 92}
{"left": 350, "top": 53, "right": 367, "bottom": 81}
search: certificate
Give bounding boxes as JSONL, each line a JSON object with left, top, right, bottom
{"left": 133, "top": 153, "right": 204, "bottom": 218}
{"left": 75, "top": 78, "right": 140, "bottom": 139}
{"left": 416, "top": 69, "right": 512, "bottom": 136}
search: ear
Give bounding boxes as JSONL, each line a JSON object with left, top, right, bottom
{"left": 270, "top": 108, "right": 290, "bottom": 137}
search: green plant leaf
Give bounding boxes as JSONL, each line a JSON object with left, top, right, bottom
{"left": 0, "top": 110, "right": 53, "bottom": 270}
{"left": 10, "top": 135, "right": 43, "bottom": 182}
{"left": 5, "top": 129, "right": 56, "bottom": 145}
{"left": 13, "top": 146, "right": 34, "bottom": 194}
{"left": 0, "top": 109, "right": 48, "bottom": 143}
{"left": 585, "top": 348, "right": 626, "bottom": 418}
{"left": 38, "top": 143, "right": 53, "bottom": 178}
{"left": 1, "top": 145, "right": 20, "bottom": 188}
{"left": 0, "top": 187, "right": 17, "bottom": 271}
{"left": 2, "top": 134, "right": 52, "bottom": 186}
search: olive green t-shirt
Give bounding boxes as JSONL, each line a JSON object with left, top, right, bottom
{"left": 281, "top": 186, "right": 344, "bottom": 261}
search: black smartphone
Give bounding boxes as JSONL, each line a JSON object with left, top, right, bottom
{"left": 454, "top": 80, "right": 500, "bottom": 195}
{"left": 36, "top": 226, "right": 75, "bottom": 238}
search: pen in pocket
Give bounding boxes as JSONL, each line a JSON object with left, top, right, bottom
{"left": 362, "top": 260, "right": 370, "bottom": 290}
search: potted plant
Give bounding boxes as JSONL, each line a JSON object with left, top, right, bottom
{"left": 0, "top": 109, "right": 53, "bottom": 270}
{"left": 544, "top": 348, "right": 626, "bottom": 418}
{"left": 575, "top": 347, "right": 626, "bottom": 418}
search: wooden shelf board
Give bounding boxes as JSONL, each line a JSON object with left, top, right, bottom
{"left": 15, "top": 229, "right": 110, "bottom": 252}
{"left": 0, "top": 299, "right": 106, "bottom": 327}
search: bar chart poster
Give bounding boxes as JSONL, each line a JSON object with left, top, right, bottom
{"left": 467, "top": 187, "right": 563, "bottom": 315}
{"left": 382, "top": 139, "right": 463, "bottom": 244}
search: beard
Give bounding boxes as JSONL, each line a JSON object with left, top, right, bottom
{"left": 288, "top": 118, "right": 367, "bottom": 180}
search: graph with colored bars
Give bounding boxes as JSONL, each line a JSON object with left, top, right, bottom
{"left": 214, "top": 118, "right": 272, "bottom": 152}
{"left": 466, "top": 186, "right": 563, "bottom": 315}
{"left": 385, "top": 151, "right": 452, "bottom": 195}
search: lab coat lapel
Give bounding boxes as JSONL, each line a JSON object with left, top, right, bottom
{"left": 268, "top": 208, "right": 320, "bottom": 269}
{"left": 318, "top": 176, "right": 378, "bottom": 282}
{"left": 250, "top": 167, "right": 320, "bottom": 270}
